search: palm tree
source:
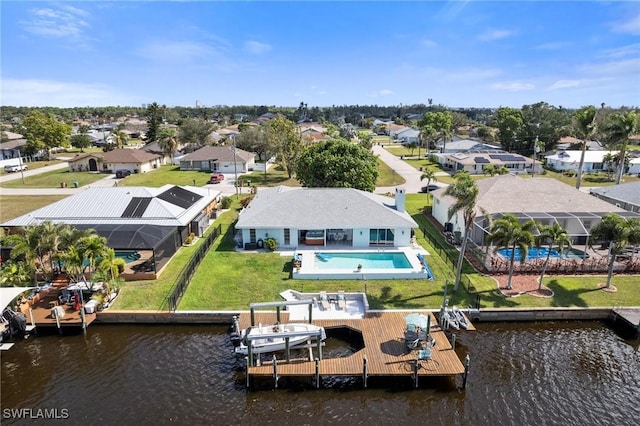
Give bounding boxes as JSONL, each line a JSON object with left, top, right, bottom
{"left": 602, "top": 110, "right": 637, "bottom": 185}
{"left": 487, "top": 214, "right": 537, "bottom": 290}
{"left": 0, "top": 261, "right": 33, "bottom": 287}
{"left": 420, "top": 169, "right": 438, "bottom": 202}
{"left": 483, "top": 164, "right": 497, "bottom": 176}
{"left": 420, "top": 125, "right": 436, "bottom": 157}
{"left": 406, "top": 141, "right": 418, "bottom": 156}
{"left": 76, "top": 234, "right": 111, "bottom": 281}
{"left": 603, "top": 152, "right": 615, "bottom": 181}
{"left": 589, "top": 214, "right": 640, "bottom": 289}
{"left": 111, "top": 125, "right": 129, "bottom": 150}
{"left": 443, "top": 172, "right": 479, "bottom": 291}
{"left": 158, "top": 127, "right": 178, "bottom": 161}
{"left": 572, "top": 106, "right": 597, "bottom": 190}
{"left": 536, "top": 223, "right": 571, "bottom": 290}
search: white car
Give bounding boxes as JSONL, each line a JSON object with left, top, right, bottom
{"left": 4, "top": 164, "right": 27, "bottom": 173}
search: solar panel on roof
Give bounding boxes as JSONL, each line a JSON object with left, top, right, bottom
{"left": 122, "top": 197, "right": 152, "bottom": 218}
{"left": 157, "top": 186, "right": 203, "bottom": 209}
{"left": 474, "top": 157, "right": 490, "bottom": 164}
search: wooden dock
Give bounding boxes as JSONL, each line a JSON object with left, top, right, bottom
{"left": 19, "top": 276, "right": 97, "bottom": 330}
{"left": 611, "top": 308, "right": 640, "bottom": 337}
{"left": 238, "top": 311, "right": 469, "bottom": 385}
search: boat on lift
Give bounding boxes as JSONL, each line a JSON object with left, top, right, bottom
{"left": 231, "top": 319, "right": 326, "bottom": 355}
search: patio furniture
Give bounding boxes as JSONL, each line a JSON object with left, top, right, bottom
{"left": 319, "top": 291, "right": 330, "bottom": 310}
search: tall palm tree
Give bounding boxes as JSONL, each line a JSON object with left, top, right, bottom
{"left": 589, "top": 214, "right": 640, "bottom": 289}
{"left": 602, "top": 110, "right": 637, "bottom": 185}
{"left": 536, "top": 223, "right": 571, "bottom": 290}
{"left": 420, "top": 169, "right": 438, "bottom": 202}
{"left": 603, "top": 152, "right": 615, "bottom": 181}
{"left": 76, "top": 234, "right": 111, "bottom": 281}
{"left": 572, "top": 106, "right": 597, "bottom": 190}
{"left": 443, "top": 172, "right": 479, "bottom": 291}
{"left": 487, "top": 214, "right": 537, "bottom": 290}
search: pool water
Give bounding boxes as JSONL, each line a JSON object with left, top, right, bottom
{"left": 497, "top": 247, "right": 560, "bottom": 261}
{"left": 498, "top": 247, "right": 590, "bottom": 261}
{"left": 315, "top": 252, "right": 412, "bottom": 270}
{"left": 114, "top": 250, "right": 141, "bottom": 264}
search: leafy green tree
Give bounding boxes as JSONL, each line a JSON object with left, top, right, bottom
{"left": 20, "top": 110, "right": 72, "bottom": 159}
{"left": 418, "top": 111, "right": 452, "bottom": 152}
{"left": 521, "top": 102, "right": 570, "bottom": 155}
{"left": 493, "top": 107, "right": 524, "bottom": 152}
{"left": 110, "top": 124, "right": 129, "bottom": 149}
{"left": 70, "top": 134, "right": 92, "bottom": 152}
{"left": 357, "top": 131, "right": 373, "bottom": 150}
{"left": 406, "top": 141, "right": 418, "bottom": 156}
{"left": 601, "top": 110, "right": 637, "bottom": 185}
{"left": 443, "top": 172, "right": 479, "bottom": 291}
{"left": 0, "top": 261, "right": 34, "bottom": 287}
{"left": 483, "top": 164, "right": 497, "bottom": 176}
{"left": 178, "top": 118, "right": 215, "bottom": 148}
{"left": 145, "top": 102, "right": 164, "bottom": 143}
{"left": 487, "top": 214, "right": 537, "bottom": 290}
{"left": 236, "top": 124, "right": 273, "bottom": 183}
{"left": 589, "top": 214, "right": 640, "bottom": 289}
{"left": 572, "top": 106, "right": 598, "bottom": 190}
{"left": 536, "top": 223, "right": 571, "bottom": 290}
{"left": 268, "top": 114, "right": 304, "bottom": 179}
{"left": 296, "top": 139, "right": 378, "bottom": 191}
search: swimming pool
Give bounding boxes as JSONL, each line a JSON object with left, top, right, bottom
{"left": 498, "top": 247, "right": 590, "bottom": 261}
{"left": 291, "top": 249, "right": 431, "bottom": 280}
{"left": 315, "top": 252, "right": 412, "bottom": 270}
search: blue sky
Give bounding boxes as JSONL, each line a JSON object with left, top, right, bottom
{"left": 1, "top": 1, "right": 638, "bottom": 109}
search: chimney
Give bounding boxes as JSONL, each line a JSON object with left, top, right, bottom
{"left": 395, "top": 187, "right": 406, "bottom": 213}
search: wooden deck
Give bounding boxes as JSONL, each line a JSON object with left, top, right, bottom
{"left": 239, "top": 311, "right": 468, "bottom": 381}
{"left": 19, "top": 276, "right": 97, "bottom": 329}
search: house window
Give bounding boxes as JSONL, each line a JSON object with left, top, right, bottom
{"left": 284, "top": 228, "right": 290, "bottom": 245}
{"left": 592, "top": 163, "right": 603, "bottom": 170}
{"left": 249, "top": 229, "right": 256, "bottom": 243}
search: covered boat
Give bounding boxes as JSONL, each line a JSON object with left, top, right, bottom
{"left": 234, "top": 322, "right": 326, "bottom": 355}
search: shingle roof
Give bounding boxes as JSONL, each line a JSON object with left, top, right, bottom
{"left": 589, "top": 181, "right": 640, "bottom": 209}
{"left": 461, "top": 175, "right": 627, "bottom": 215}
{"left": 235, "top": 186, "right": 417, "bottom": 229}
{"left": 180, "top": 145, "right": 254, "bottom": 162}
{"left": 102, "top": 149, "right": 161, "bottom": 163}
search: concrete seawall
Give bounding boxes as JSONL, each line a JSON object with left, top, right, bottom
{"left": 95, "top": 307, "right": 623, "bottom": 325}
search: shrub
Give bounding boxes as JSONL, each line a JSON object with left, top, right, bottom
{"left": 185, "top": 232, "right": 195, "bottom": 245}
{"left": 220, "top": 196, "right": 232, "bottom": 209}
{"left": 264, "top": 237, "right": 278, "bottom": 251}
{"left": 113, "top": 258, "right": 126, "bottom": 274}
{"left": 240, "top": 196, "right": 254, "bottom": 209}
{"left": 564, "top": 170, "right": 576, "bottom": 177}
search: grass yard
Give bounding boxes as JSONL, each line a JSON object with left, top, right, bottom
{"left": 0, "top": 159, "right": 63, "bottom": 176}
{"left": 0, "top": 195, "right": 68, "bottom": 223}
{"left": 1, "top": 168, "right": 108, "bottom": 188}
{"left": 119, "top": 165, "right": 212, "bottom": 187}
{"left": 541, "top": 168, "right": 640, "bottom": 187}
{"left": 114, "top": 193, "right": 640, "bottom": 311}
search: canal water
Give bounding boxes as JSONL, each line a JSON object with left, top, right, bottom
{"left": 1, "top": 321, "right": 638, "bottom": 425}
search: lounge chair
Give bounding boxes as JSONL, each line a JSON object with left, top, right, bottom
{"left": 418, "top": 347, "right": 432, "bottom": 360}
{"left": 319, "top": 291, "right": 330, "bottom": 310}
{"left": 337, "top": 291, "right": 346, "bottom": 310}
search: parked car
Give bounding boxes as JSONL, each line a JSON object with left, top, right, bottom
{"left": 4, "top": 164, "right": 27, "bottom": 173}
{"left": 420, "top": 184, "right": 441, "bottom": 193}
{"left": 208, "top": 172, "right": 224, "bottom": 184}
{"left": 115, "top": 169, "right": 131, "bottom": 178}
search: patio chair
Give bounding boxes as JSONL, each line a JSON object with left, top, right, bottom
{"left": 418, "top": 347, "right": 432, "bottom": 360}
{"left": 337, "top": 291, "right": 346, "bottom": 310}
{"left": 319, "top": 291, "right": 330, "bottom": 310}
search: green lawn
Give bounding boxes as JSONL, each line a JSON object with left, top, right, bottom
{"left": 1, "top": 168, "right": 108, "bottom": 188}
{"left": 112, "top": 194, "right": 640, "bottom": 311}
{"left": 120, "top": 165, "right": 213, "bottom": 187}
{"left": 0, "top": 195, "right": 69, "bottom": 223}
{"left": 0, "top": 159, "right": 63, "bottom": 176}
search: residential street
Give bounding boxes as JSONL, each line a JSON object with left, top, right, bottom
{"left": 1, "top": 147, "right": 442, "bottom": 197}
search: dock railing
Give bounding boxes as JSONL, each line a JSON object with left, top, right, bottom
{"left": 167, "top": 224, "right": 222, "bottom": 311}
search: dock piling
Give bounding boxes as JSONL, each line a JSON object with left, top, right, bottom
{"left": 245, "top": 357, "right": 250, "bottom": 390}
{"left": 451, "top": 333, "right": 456, "bottom": 350}
{"left": 273, "top": 355, "right": 278, "bottom": 389}
{"left": 362, "top": 355, "right": 368, "bottom": 388}
{"left": 315, "top": 358, "right": 320, "bottom": 389}
{"left": 413, "top": 359, "right": 419, "bottom": 388}
{"left": 462, "top": 354, "right": 470, "bottom": 390}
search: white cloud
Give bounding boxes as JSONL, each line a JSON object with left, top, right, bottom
{"left": 609, "top": 12, "right": 640, "bottom": 35}
{"left": 599, "top": 43, "right": 640, "bottom": 59}
{"left": 547, "top": 80, "right": 581, "bottom": 90}
{"left": 1, "top": 79, "right": 142, "bottom": 107}
{"left": 534, "top": 41, "right": 572, "bottom": 50}
{"left": 421, "top": 39, "right": 437, "bottom": 48}
{"left": 244, "top": 40, "right": 272, "bottom": 55}
{"left": 137, "top": 41, "right": 213, "bottom": 63}
{"left": 21, "top": 6, "right": 90, "bottom": 39}
{"left": 491, "top": 81, "right": 535, "bottom": 92}
{"left": 478, "top": 29, "right": 514, "bottom": 42}
{"left": 379, "top": 89, "right": 393, "bottom": 96}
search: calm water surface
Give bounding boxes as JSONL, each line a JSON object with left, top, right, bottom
{"left": 1, "top": 322, "right": 638, "bottom": 425}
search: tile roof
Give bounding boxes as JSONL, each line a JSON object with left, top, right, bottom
{"left": 235, "top": 186, "right": 417, "bottom": 229}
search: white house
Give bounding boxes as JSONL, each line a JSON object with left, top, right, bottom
{"left": 396, "top": 128, "right": 420, "bottom": 144}
{"left": 544, "top": 150, "right": 618, "bottom": 173}
{"left": 431, "top": 175, "right": 634, "bottom": 246}
{"left": 235, "top": 186, "right": 417, "bottom": 249}
{"left": 179, "top": 145, "right": 255, "bottom": 173}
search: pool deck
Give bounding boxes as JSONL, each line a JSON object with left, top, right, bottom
{"left": 286, "top": 247, "right": 432, "bottom": 280}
